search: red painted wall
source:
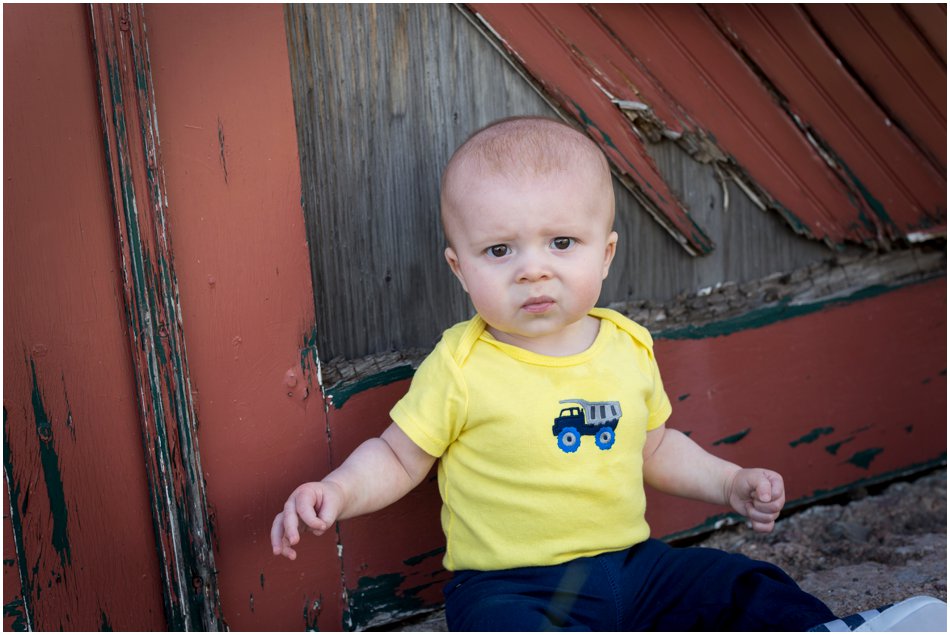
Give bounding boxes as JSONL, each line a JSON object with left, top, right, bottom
{"left": 3, "top": 5, "right": 166, "bottom": 630}
{"left": 143, "top": 4, "right": 342, "bottom": 630}
{"left": 647, "top": 279, "right": 947, "bottom": 537}
{"left": 4, "top": 4, "right": 945, "bottom": 631}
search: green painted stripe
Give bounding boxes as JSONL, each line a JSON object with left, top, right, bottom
{"left": 326, "top": 365, "right": 415, "bottom": 410}
{"left": 655, "top": 276, "right": 944, "bottom": 341}
{"left": 324, "top": 276, "right": 944, "bottom": 406}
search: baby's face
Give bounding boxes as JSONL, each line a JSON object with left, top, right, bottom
{"left": 443, "top": 167, "right": 617, "bottom": 353}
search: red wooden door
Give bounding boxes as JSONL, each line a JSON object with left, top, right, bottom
{"left": 3, "top": 5, "right": 167, "bottom": 630}
{"left": 4, "top": 4, "right": 343, "bottom": 630}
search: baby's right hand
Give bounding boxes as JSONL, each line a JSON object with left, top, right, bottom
{"left": 270, "top": 481, "right": 343, "bottom": 560}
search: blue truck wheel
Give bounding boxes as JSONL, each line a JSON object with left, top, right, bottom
{"left": 595, "top": 426, "right": 616, "bottom": 450}
{"left": 557, "top": 427, "right": 581, "bottom": 453}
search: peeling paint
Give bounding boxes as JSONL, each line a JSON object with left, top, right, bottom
{"left": 825, "top": 437, "right": 855, "bottom": 456}
{"left": 299, "top": 327, "right": 324, "bottom": 399}
{"left": 89, "top": 5, "right": 223, "bottom": 630}
{"left": 712, "top": 428, "right": 750, "bottom": 446}
{"left": 343, "top": 573, "right": 432, "bottom": 631}
{"left": 847, "top": 448, "right": 884, "bottom": 470}
{"left": 3, "top": 599, "right": 29, "bottom": 632}
{"left": 656, "top": 278, "right": 940, "bottom": 341}
{"left": 99, "top": 610, "right": 113, "bottom": 631}
{"left": 325, "top": 366, "right": 414, "bottom": 411}
{"left": 216, "top": 116, "right": 229, "bottom": 185}
{"left": 403, "top": 547, "right": 445, "bottom": 567}
{"left": 302, "top": 595, "right": 321, "bottom": 631}
{"left": 789, "top": 427, "right": 835, "bottom": 448}
{"left": 3, "top": 408, "right": 33, "bottom": 632}
{"left": 28, "top": 360, "right": 71, "bottom": 567}
{"left": 470, "top": 3, "right": 946, "bottom": 249}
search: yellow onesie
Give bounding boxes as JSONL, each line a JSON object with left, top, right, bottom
{"left": 391, "top": 308, "right": 672, "bottom": 571}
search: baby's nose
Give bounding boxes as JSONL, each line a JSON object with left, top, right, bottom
{"left": 516, "top": 250, "right": 553, "bottom": 282}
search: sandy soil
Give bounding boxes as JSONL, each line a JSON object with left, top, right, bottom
{"left": 695, "top": 467, "right": 946, "bottom": 617}
{"left": 385, "top": 467, "right": 946, "bottom": 631}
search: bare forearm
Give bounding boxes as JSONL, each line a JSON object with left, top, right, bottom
{"left": 643, "top": 427, "right": 740, "bottom": 506}
{"left": 324, "top": 424, "right": 434, "bottom": 521}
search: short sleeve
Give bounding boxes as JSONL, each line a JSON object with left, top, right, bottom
{"left": 646, "top": 349, "right": 673, "bottom": 431}
{"left": 390, "top": 340, "right": 468, "bottom": 458}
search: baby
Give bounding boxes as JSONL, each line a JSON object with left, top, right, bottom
{"left": 272, "top": 117, "right": 939, "bottom": 631}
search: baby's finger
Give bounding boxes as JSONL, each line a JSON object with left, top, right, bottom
{"left": 270, "top": 513, "right": 296, "bottom": 558}
{"left": 745, "top": 505, "right": 779, "bottom": 525}
{"left": 279, "top": 542, "right": 298, "bottom": 560}
{"left": 752, "top": 495, "right": 784, "bottom": 515}
{"left": 296, "top": 497, "right": 325, "bottom": 533}
{"left": 281, "top": 499, "right": 302, "bottom": 545}
{"left": 771, "top": 476, "right": 784, "bottom": 500}
{"left": 755, "top": 476, "right": 772, "bottom": 504}
{"left": 749, "top": 517, "right": 776, "bottom": 533}
{"left": 270, "top": 513, "right": 284, "bottom": 553}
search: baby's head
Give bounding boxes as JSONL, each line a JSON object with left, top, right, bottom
{"left": 440, "top": 116, "right": 619, "bottom": 354}
{"left": 441, "top": 116, "right": 614, "bottom": 240}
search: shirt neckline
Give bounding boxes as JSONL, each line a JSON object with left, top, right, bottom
{"left": 476, "top": 312, "right": 612, "bottom": 367}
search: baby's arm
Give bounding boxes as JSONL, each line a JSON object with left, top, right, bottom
{"left": 271, "top": 423, "right": 436, "bottom": 560}
{"left": 642, "top": 424, "right": 785, "bottom": 533}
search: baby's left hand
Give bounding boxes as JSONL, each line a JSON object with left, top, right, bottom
{"left": 727, "top": 468, "right": 785, "bottom": 533}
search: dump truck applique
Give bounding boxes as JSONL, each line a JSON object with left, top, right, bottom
{"left": 552, "top": 398, "right": 623, "bottom": 453}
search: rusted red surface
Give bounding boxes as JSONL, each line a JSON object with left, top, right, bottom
{"left": 3, "top": 4, "right": 166, "bottom": 630}
{"left": 468, "top": 3, "right": 946, "bottom": 247}
{"left": 706, "top": 4, "right": 945, "bottom": 242}
{"left": 328, "top": 382, "right": 448, "bottom": 630}
{"left": 647, "top": 278, "right": 947, "bottom": 538}
{"left": 143, "top": 4, "right": 343, "bottom": 630}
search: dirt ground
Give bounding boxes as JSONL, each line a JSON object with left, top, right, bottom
{"left": 386, "top": 467, "right": 946, "bottom": 631}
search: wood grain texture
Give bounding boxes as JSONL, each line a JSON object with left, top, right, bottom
{"left": 3, "top": 5, "right": 166, "bottom": 630}
{"left": 143, "top": 4, "right": 344, "bottom": 631}
{"left": 89, "top": 5, "right": 223, "bottom": 629}
{"left": 286, "top": 4, "right": 554, "bottom": 360}
{"left": 286, "top": 3, "right": 834, "bottom": 363}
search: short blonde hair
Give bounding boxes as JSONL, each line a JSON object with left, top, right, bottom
{"left": 440, "top": 117, "right": 613, "bottom": 236}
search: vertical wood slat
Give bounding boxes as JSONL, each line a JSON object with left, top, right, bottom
{"left": 88, "top": 4, "right": 223, "bottom": 630}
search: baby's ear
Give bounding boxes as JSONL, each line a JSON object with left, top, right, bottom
{"left": 602, "top": 231, "right": 619, "bottom": 279}
{"left": 444, "top": 247, "right": 469, "bottom": 292}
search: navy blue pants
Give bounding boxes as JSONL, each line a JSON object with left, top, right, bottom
{"left": 444, "top": 539, "right": 836, "bottom": 631}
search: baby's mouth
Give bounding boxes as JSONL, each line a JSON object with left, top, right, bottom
{"left": 522, "top": 296, "right": 555, "bottom": 313}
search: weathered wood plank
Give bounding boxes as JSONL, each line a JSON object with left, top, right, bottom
{"left": 647, "top": 277, "right": 947, "bottom": 539}
{"left": 144, "top": 4, "right": 345, "bottom": 630}
{"left": 286, "top": 4, "right": 555, "bottom": 361}
{"left": 3, "top": 4, "right": 167, "bottom": 630}
{"left": 286, "top": 3, "right": 838, "bottom": 363}
{"left": 89, "top": 5, "right": 222, "bottom": 630}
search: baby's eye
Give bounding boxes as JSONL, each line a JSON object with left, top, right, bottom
{"left": 486, "top": 244, "right": 511, "bottom": 258}
{"left": 551, "top": 237, "right": 575, "bottom": 251}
